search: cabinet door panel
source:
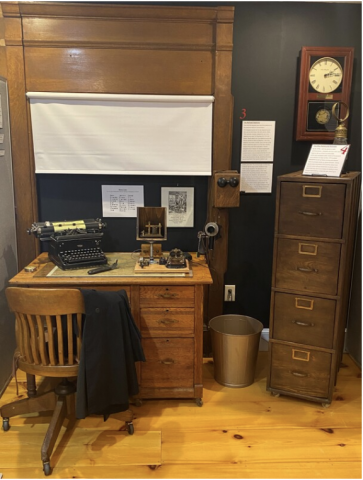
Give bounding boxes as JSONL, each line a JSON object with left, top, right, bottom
{"left": 270, "top": 343, "right": 332, "bottom": 398}
{"left": 140, "top": 338, "right": 194, "bottom": 388}
{"left": 272, "top": 292, "right": 336, "bottom": 349}
{"left": 278, "top": 182, "right": 346, "bottom": 238}
{"left": 275, "top": 238, "right": 341, "bottom": 295}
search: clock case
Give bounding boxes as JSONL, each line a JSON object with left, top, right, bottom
{"left": 296, "top": 46, "right": 354, "bottom": 141}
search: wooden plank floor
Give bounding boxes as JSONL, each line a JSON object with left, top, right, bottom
{"left": 0, "top": 352, "right": 361, "bottom": 479}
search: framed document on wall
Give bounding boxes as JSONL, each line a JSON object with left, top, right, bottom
{"left": 161, "top": 187, "right": 194, "bottom": 228}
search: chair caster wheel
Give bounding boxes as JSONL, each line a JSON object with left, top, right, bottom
{"left": 134, "top": 399, "right": 143, "bottom": 407}
{"left": 2, "top": 418, "right": 10, "bottom": 431}
{"left": 196, "top": 398, "right": 203, "bottom": 407}
{"left": 43, "top": 461, "right": 51, "bottom": 476}
{"left": 271, "top": 392, "right": 280, "bottom": 397}
{"left": 127, "top": 422, "right": 134, "bottom": 435}
{"left": 322, "top": 402, "right": 331, "bottom": 408}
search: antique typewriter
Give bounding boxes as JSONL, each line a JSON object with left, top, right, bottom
{"left": 27, "top": 218, "right": 108, "bottom": 270}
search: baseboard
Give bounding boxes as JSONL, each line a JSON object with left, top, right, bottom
{"left": 259, "top": 328, "right": 269, "bottom": 351}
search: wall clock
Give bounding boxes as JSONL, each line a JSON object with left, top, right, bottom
{"left": 295, "top": 46, "right": 354, "bottom": 141}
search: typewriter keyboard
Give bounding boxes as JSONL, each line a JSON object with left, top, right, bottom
{"left": 60, "top": 247, "right": 107, "bottom": 266}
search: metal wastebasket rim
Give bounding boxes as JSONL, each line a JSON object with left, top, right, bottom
{"left": 208, "top": 314, "right": 263, "bottom": 336}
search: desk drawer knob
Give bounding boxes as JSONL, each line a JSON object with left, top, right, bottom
{"left": 297, "top": 266, "right": 318, "bottom": 273}
{"left": 292, "top": 371, "right": 308, "bottom": 378}
{"left": 160, "top": 358, "right": 175, "bottom": 365}
{"left": 158, "top": 293, "right": 177, "bottom": 298}
{"left": 158, "top": 318, "right": 178, "bottom": 325}
{"left": 298, "top": 211, "right": 322, "bottom": 216}
{"left": 292, "top": 320, "right": 314, "bottom": 327}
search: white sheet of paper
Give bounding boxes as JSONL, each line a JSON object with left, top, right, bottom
{"left": 102, "top": 185, "right": 144, "bottom": 217}
{"left": 241, "top": 121, "right": 276, "bottom": 162}
{"left": 303, "top": 144, "right": 350, "bottom": 177}
{"left": 240, "top": 163, "right": 273, "bottom": 193}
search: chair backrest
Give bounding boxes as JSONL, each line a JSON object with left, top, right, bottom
{"left": 6, "top": 288, "right": 85, "bottom": 377}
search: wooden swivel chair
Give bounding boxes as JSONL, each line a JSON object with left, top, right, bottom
{"left": 1, "top": 287, "right": 134, "bottom": 475}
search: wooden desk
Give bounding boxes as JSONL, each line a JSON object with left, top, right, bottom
{"left": 9, "top": 253, "right": 213, "bottom": 406}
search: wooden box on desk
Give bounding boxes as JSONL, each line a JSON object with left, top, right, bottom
{"left": 267, "top": 171, "right": 361, "bottom": 406}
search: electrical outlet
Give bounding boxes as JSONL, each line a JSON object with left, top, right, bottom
{"left": 141, "top": 243, "right": 162, "bottom": 257}
{"left": 224, "top": 285, "right": 235, "bottom": 301}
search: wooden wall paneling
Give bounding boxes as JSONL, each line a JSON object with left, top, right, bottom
{"left": 2, "top": 2, "right": 235, "bottom": 313}
{"left": 24, "top": 48, "right": 214, "bottom": 94}
{"left": 3, "top": 6, "right": 39, "bottom": 268}
{"left": 206, "top": 7, "right": 234, "bottom": 319}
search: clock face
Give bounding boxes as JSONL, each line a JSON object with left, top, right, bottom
{"left": 309, "top": 57, "right": 343, "bottom": 93}
{"left": 315, "top": 108, "right": 331, "bottom": 125}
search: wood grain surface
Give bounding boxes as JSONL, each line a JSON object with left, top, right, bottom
{"left": 0, "top": 352, "right": 360, "bottom": 479}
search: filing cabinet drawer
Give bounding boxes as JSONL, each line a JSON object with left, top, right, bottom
{"left": 278, "top": 182, "right": 346, "bottom": 238}
{"left": 275, "top": 238, "right": 341, "bottom": 295}
{"left": 140, "top": 307, "right": 194, "bottom": 337}
{"left": 270, "top": 343, "right": 332, "bottom": 398}
{"left": 140, "top": 337, "right": 194, "bottom": 388}
{"left": 139, "top": 286, "right": 194, "bottom": 307}
{"left": 272, "top": 292, "right": 336, "bottom": 349}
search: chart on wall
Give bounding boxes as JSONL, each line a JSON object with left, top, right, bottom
{"left": 27, "top": 93, "right": 214, "bottom": 176}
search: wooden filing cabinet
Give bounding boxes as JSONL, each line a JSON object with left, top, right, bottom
{"left": 267, "top": 171, "right": 361, "bottom": 406}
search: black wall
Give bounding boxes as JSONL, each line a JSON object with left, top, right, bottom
{"left": 224, "top": 1, "right": 361, "bottom": 326}
{"left": 37, "top": 2, "right": 362, "bottom": 328}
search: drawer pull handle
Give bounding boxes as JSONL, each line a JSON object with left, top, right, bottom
{"left": 160, "top": 358, "right": 175, "bottom": 365}
{"left": 298, "top": 243, "right": 318, "bottom": 255}
{"left": 303, "top": 185, "right": 322, "bottom": 198}
{"left": 158, "top": 318, "right": 178, "bottom": 325}
{"left": 292, "top": 349, "right": 310, "bottom": 362}
{"left": 295, "top": 298, "right": 314, "bottom": 310}
{"left": 292, "top": 371, "right": 308, "bottom": 378}
{"left": 292, "top": 320, "right": 314, "bottom": 327}
{"left": 158, "top": 293, "right": 178, "bottom": 299}
{"left": 297, "top": 267, "right": 318, "bottom": 273}
{"left": 299, "top": 211, "right": 322, "bottom": 216}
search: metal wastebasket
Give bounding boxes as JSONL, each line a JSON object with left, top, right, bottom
{"left": 209, "top": 315, "right": 263, "bottom": 388}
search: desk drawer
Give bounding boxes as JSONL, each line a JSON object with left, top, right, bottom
{"left": 139, "top": 286, "right": 194, "bottom": 307}
{"left": 270, "top": 343, "right": 331, "bottom": 398}
{"left": 140, "top": 337, "right": 194, "bottom": 388}
{"left": 272, "top": 293, "right": 336, "bottom": 349}
{"left": 278, "top": 182, "right": 346, "bottom": 238}
{"left": 140, "top": 307, "right": 194, "bottom": 337}
{"left": 275, "top": 238, "right": 341, "bottom": 295}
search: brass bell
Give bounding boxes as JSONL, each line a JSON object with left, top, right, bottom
{"left": 332, "top": 102, "right": 349, "bottom": 145}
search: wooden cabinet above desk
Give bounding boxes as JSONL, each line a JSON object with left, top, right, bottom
{"left": 9, "top": 253, "right": 212, "bottom": 406}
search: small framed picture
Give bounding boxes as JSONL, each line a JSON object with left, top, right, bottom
{"left": 161, "top": 187, "right": 194, "bottom": 228}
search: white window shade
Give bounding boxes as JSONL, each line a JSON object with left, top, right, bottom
{"left": 27, "top": 93, "right": 214, "bottom": 175}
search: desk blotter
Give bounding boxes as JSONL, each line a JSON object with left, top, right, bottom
{"left": 47, "top": 253, "right": 192, "bottom": 278}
